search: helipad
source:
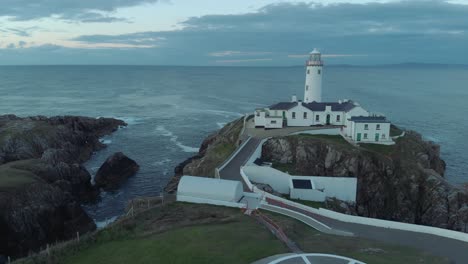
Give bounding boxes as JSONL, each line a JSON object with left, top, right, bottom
{"left": 253, "top": 253, "right": 365, "bottom": 264}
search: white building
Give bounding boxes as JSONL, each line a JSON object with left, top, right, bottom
{"left": 254, "top": 48, "right": 393, "bottom": 145}
{"left": 177, "top": 176, "right": 243, "bottom": 203}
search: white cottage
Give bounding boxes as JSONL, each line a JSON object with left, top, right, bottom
{"left": 254, "top": 48, "right": 393, "bottom": 145}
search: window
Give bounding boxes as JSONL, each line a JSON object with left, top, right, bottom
{"left": 376, "top": 124, "right": 381, "bottom": 130}
{"left": 364, "top": 133, "right": 368, "bottom": 139}
{"left": 292, "top": 112, "right": 296, "bottom": 119}
{"left": 318, "top": 69, "right": 321, "bottom": 74}
{"left": 364, "top": 124, "right": 369, "bottom": 130}
{"left": 303, "top": 112, "right": 307, "bottom": 119}
{"left": 315, "top": 115, "right": 319, "bottom": 121}
{"left": 271, "top": 120, "right": 277, "bottom": 124}
{"left": 306, "top": 85, "right": 309, "bottom": 91}
{"left": 256, "top": 112, "right": 260, "bottom": 117}
{"left": 307, "top": 69, "right": 310, "bottom": 74}
{"left": 382, "top": 134, "right": 386, "bottom": 139}
{"left": 336, "top": 115, "right": 340, "bottom": 122}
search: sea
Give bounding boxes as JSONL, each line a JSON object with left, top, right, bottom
{"left": 0, "top": 65, "right": 467, "bottom": 224}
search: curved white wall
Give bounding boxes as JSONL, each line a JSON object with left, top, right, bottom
{"left": 178, "top": 176, "right": 243, "bottom": 202}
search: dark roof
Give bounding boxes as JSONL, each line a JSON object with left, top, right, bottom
{"left": 269, "top": 102, "right": 298, "bottom": 110}
{"left": 303, "top": 101, "right": 357, "bottom": 112}
{"left": 268, "top": 100, "right": 356, "bottom": 112}
{"left": 292, "top": 179, "right": 313, "bottom": 189}
{"left": 349, "top": 116, "right": 390, "bottom": 123}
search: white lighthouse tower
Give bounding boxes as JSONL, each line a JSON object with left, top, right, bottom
{"left": 304, "top": 48, "right": 323, "bottom": 103}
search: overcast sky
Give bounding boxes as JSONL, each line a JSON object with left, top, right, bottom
{"left": 0, "top": 0, "right": 467, "bottom": 65}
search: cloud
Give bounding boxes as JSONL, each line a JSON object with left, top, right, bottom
{"left": 214, "top": 58, "right": 273, "bottom": 63}
{"left": 288, "top": 54, "right": 368, "bottom": 58}
{"left": 208, "top": 51, "right": 272, "bottom": 57}
{"left": 72, "top": 32, "right": 166, "bottom": 47}
{"left": 0, "top": 26, "right": 42, "bottom": 37}
{"left": 0, "top": 0, "right": 159, "bottom": 22}
{"left": 2, "top": 1, "right": 468, "bottom": 65}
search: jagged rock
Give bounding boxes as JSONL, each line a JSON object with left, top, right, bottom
{"left": 94, "top": 152, "right": 140, "bottom": 191}
{"left": 0, "top": 115, "right": 125, "bottom": 258}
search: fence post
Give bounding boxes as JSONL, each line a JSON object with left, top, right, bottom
{"left": 46, "top": 244, "right": 50, "bottom": 256}
{"left": 8, "top": 256, "right": 10, "bottom": 264}
{"left": 147, "top": 199, "right": 150, "bottom": 209}
{"left": 77, "top": 231, "right": 80, "bottom": 242}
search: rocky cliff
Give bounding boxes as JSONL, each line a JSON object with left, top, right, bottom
{"left": 165, "top": 117, "right": 244, "bottom": 192}
{"left": 0, "top": 115, "right": 125, "bottom": 258}
{"left": 261, "top": 131, "right": 468, "bottom": 231}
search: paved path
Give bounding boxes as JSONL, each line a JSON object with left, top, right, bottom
{"left": 264, "top": 196, "right": 468, "bottom": 263}
{"left": 219, "top": 137, "right": 261, "bottom": 190}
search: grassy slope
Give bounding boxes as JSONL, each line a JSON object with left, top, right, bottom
{"left": 16, "top": 203, "right": 287, "bottom": 264}
{"left": 17, "top": 202, "right": 451, "bottom": 264}
{"left": 0, "top": 160, "right": 40, "bottom": 189}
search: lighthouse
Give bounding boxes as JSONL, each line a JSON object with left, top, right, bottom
{"left": 304, "top": 48, "right": 323, "bottom": 103}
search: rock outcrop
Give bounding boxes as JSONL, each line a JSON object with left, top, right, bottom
{"left": 94, "top": 152, "right": 139, "bottom": 191}
{"left": 261, "top": 131, "right": 468, "bottom": 231}
{"left": 165, "top": 117, "right": 244, "bottom": 192}
{"left": 0, "top": 115, "right": 125, "bottom": 258}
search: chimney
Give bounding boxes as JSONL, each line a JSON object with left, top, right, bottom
{"left": 291, "top": 95, "right": 297, "bottom": 102}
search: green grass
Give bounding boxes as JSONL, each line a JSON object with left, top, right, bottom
{"left": 16, "top": 203, "right": 288, "bottom": 264}
{"left": 268, "top": 213, "right": 451, "bottom": 264}
{"left": 0, "top": 160, "right": 39, "bottom": 189}
{"left": 360, "top": 143, "right": 395, "bottom": 156}
{"left": 212, "top": 143, "right": 236, "bottom": 161}
{"left": 294, "top": 134, "right": 353, "bottom": 149}
{"left": 390, "top": 125, "right": 403, "bottom": 137}
{"left": 287, "top": 198, "right": 324, "bottom": 209}
{"left": 272, "top": 162, "right": 297, "bottom": 175}
{"left": 62, "top": 221, "right": 286, "bottom": 264}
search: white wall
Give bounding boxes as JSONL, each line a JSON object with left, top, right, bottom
{"left": 265, "top": 116, "right": 283, "bottom": 129}
{"left": 243, "top": 166, "right": 357, "bottom": 202}
{"left": 353, "top": 122, "right": 391, "bottom": 143}
{"left": 318, "top": 208, "right": 468, "bottom": 243}
{"left": 285, "top": 104, "right": 313, "bottom": 127}
{"left": 311, "top": 176, "right": 357, "bottom": 202}
{"left": 304, "top": 65, "right": 322, "bottom": 103}
{"left": 254, "top": 110, "right": 267, "bottom": 127}
{"left": 177, "top": 195, "right": 246, "bottom": 209}
{"left": 243, "top": 166, "right": 291, "bottom": 194}
{"left": 246, "top": 138, "right": 270, "bottom": 165}
{"left": 178, "top": 176, "right": 244, "bottom": 202}
{"left": 290, "top": 188, "right": 326, "bottom": 201}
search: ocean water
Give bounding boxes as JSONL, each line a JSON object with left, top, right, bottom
{"left": 0, "top": 65, "right": 467, "bottom": 222}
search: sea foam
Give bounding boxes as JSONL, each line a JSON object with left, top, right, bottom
{"left": 155, "top": 126, "right": 199, "bottom": 153}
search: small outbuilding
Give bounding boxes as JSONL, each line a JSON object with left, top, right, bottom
{"left": 177, "top": 176, "right": 244, "bottom": 203}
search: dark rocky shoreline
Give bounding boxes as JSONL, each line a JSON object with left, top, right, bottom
{"left": 0, "top": 115, "right": 126, "bottom": 258}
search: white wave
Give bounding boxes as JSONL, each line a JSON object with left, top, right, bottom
{"left": 95, "top": 216, "right": 118, "bottom": 229}
{"left": 99, "top": 138, "right": 112, "bottom": 144}
{"left": 115, "top": 116, "right": 145, "bottom": 125}
{"left": 217, "top": 122, "right": 227, "bottom": 129}
{"left": 155, "top": 125, "right": 199, "bottom": 153}
{"left": 153, "top": 158, "right": 172, "bottom": 166}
